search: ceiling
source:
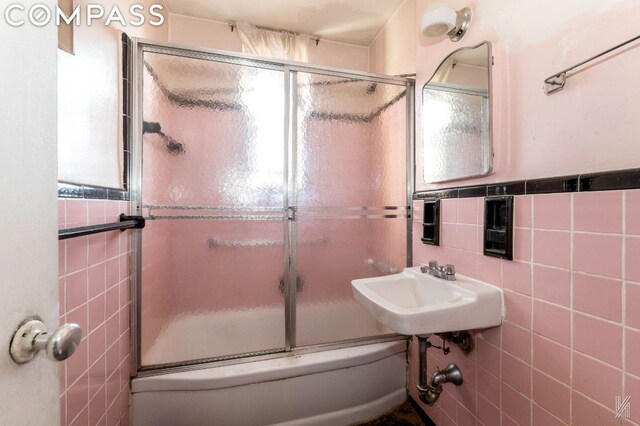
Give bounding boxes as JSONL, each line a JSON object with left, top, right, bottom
{"left": 163, "top": 0, "right": 406, "bottom": 46}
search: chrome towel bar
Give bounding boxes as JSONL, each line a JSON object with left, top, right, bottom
{"left": 544, "top": 33, "right": 640, "bottom": 94}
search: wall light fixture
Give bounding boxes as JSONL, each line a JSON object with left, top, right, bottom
{"left": 420, "top": 3, "right": 472, "bottom": 42}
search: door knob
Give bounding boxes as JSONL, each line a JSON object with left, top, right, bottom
{"left": 10, "top": 316, "right": 82, "bottom": 364}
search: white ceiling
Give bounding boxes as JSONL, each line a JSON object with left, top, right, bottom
{"left": 163, "top": 0, "right": 406, "bottom": 46}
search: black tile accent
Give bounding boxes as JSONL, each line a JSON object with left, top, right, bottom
{"left": 82, "top": 185, "right": 109, "bottom": 199}
{"left": 414, "top": 189, "right": 458, "bottom": 199}
{"left": 107, "top": 188, "right": 129, "bottom": 201}
{"left": 579, "top": 168, "right": 640, "bottom": 192}
{"left": 414, "top": 168, "right": 640, "bottom": 199}
{"left": 457, "top": 185, "right": 488, "bottom": 198}
{"left": 421, "top": 199, "right": 440, "bottom": 246}
{"left": 121, "top": 32, "right": 132, "bottom": 190}
{"left": 122, "top": 79, "right": 131, "bottom": 118}
{"left": 58, "top": 182, "right": 84, "bottom": 198}
{"left": 123, "top": 116, "right": 131, "bottom": 152}
{"left": 122, "top": 150, "right": 130, "bottom": 191}
{"left": 58, "top": 182, "right": 129, "bottom": 201}
{"left": 358, "top": 398, "right": 434, "bottom": 426}
{"left": 483, "top": 196, "right": 514, "bottom": 260}
{"left": 525, "top": 175, "right": 579, "bottom": 194}
{"left": 409, "top": 396, "right": 437, "bottom": 426}
{"left": 487, "top": 181, "right": 526, "bottom": 197}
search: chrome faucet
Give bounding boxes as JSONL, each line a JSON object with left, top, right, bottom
{"left": 420, "top": 260, "right": 456, "bottom": 281}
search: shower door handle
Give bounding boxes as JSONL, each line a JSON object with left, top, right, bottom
{"left": 279, "top": 276, "right": 304, "bottom": 294}
{"left": 10, "top": 316, "right": 82, "bottom": 364}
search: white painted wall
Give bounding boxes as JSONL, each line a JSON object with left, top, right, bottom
{"left": 0, "top": 1, "right": 60, "bottom": 424}
{"left": 368, "top": 0, "right": 416, "bottom": 76}
{"left": 58, "top": 0, "right": 169, "bottom": 188}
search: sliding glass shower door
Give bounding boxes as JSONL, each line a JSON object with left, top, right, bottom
{"left": 139, "top": 51, "right": 288, "bottom": 366}
{"left": 292, "top": 71, "right": 409, "bottom": 347}
{"left": 134, "top": 43, "right": 412, "bottom": 370}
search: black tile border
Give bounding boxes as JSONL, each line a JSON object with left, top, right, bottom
{"left": 580, "top": 168, "right": 640, "bottom": 192}
{"left": 408, "top": 395, "right": 437, "bottom": 426}
{"left": 487, "top": 180, "right": 526, "bottom": 197}
{"left": 526, "top": 175, "right": 579, "bottom": 194}
{"left": 58, "top": 181, "right": 129, "bottom": 201}
{"left": 121, "top": 32, "right": 133, "bottom": 191}
{"left": 414, "top": 168, "right": 640, "bottom": 200}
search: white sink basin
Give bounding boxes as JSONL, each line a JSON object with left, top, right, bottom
{"left": 352, "top": 267, "right": 504, "bottom": 336}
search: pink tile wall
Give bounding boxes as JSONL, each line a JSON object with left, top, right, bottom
{"left": 410, "top": 189, "right": 640, "bottom": 425}
{"left": 58, "top": 198, "right": 132, "bottom": 426}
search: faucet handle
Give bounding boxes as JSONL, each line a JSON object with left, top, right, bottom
{"left": 428, "top": 260, "right": 439, "bottom": 269}
{"left": 442, "top": 264, "right": 456, "bottom": 275}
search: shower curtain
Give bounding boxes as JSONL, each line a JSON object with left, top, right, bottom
{"left": 235, "top": 21, "right": 310, "bottom": 62}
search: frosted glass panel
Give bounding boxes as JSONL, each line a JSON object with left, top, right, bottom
{"left": 295, "top": 72, "right": 408, "bottom": 207}
{"left": 422, "top": 87, "right": 489, "bottom": 183}
{"left": 296, "top": 218, "right": 406, "bottom": 346}
{"left": 142, "top": 52, "right": 285, "bottom": 208}
{"left": 141, "top": 219, "right": 285, "bottom": 365}
{"left": 138, "top": 50, "right": 411, "bottom": 366}
{"left": 293, "top": 71, "right": 409, "bottom": 347}
{"left": 140, "top": 52, "right": 286, "bottom": 367}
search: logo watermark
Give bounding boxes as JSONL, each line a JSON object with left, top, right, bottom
{"left": 615, "top": 395, "right": 631, "bottom": 420}
{"left": 4, "top": 3, "right": 164, "bottom": 27}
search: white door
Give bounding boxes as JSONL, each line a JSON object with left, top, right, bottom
{"left": 0, "top": 1, "right": 61, "bottom": 424}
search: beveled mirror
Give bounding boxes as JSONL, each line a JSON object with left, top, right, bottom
{"left": 417, "top": 41, "right": 492, "bottom": 185}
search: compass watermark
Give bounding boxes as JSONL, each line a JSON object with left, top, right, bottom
{"left": 4, "top": 3, "right": 164, "bottom": 27}
{"left": 615, "top": 395, "right": 631, "bottom": 420}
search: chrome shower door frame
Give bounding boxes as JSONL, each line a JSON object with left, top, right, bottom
{"left": 129, "top": 38, "right": 415, "bottom": 375}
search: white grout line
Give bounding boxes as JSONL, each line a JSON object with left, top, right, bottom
{"left": 528, "top": 197, "right": 535, "bottom": 425}
{"left": 622, "top": 191, "right": 627, "bottom": 401}
{"left": 499, "top": 246, "right": 505, "bottom": 426}
{"left": 573, "top": 388, "right": 619, "bottom": 415}
{"left": 569, "top": 192, "right": 575, "bottom": 425}
{"left": 532, "top": 401, "right": 569, "bottom": 426}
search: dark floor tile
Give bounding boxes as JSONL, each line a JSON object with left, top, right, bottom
{"left": 353, "top": 400, "right": 430, "bottom": 426}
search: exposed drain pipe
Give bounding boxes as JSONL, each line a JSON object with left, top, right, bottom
{"left": 416, "top": 336, "right": 464, "bottom": 405}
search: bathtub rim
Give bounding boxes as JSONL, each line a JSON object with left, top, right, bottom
{"left": 136, "top": 334, "right": 407, "bottom": 378}
{"left": 132, "top": 338, "right": 408, "bottom": 392}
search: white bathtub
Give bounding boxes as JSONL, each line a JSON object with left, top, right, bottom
{"left": 132, "top": 340, "right": 407, "bottom": 426}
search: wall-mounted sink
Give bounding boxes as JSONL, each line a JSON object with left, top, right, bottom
{"left": 352, "top": 266, "right": 503, "bottom": 336}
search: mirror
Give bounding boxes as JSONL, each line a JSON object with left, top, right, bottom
{"left": 417, "top": 42, "right": 492, "bottom": 185}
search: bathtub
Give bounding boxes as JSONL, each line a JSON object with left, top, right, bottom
{"left": 132, "top": 340, "right": 408, "bottom": 426}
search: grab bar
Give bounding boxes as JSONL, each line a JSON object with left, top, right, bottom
{"left": 58, "top": 214, "right": 145, "bottom": 240}
{"left": 544, "top": 33, "right": 640, "bottom": 94}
